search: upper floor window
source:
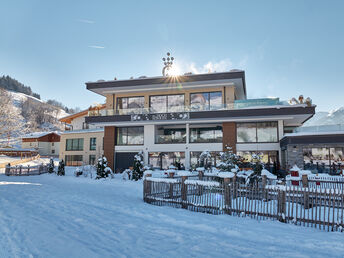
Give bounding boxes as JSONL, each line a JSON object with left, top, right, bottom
{"left": 237, "top": 122, "right": 278, "bottom": 143}
{"left": 190, "top": 125, "right": 223, "bottom": 143}
{"left": 117, "top": 97, "right": 144, "bottom": 111}
{"left": 190, "top": 92, "right": 222, "bottom": 111}
{"left": 90, "top": 137, "right": 96, "bottom": 150}
{"left": 117, "top": 127, "right": 144, "bottom": 145}
{"left": 66, "top": 138, "right": 84, "bottom": 151}
{"left": 150, "top": 94, "right": 184, "bottom": 113}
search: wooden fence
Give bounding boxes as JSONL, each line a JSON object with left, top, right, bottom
{"left": 143, "top": 176, "right": 344, "bottom": 232}
{"left": 5, "top": 163, "right": 49, "bottom": 176}
{"left": 0, "top": 154, "right": 41, "bottom": 168}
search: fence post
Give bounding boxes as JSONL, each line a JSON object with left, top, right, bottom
{"left": 278, "top": 189, "right": 287, "bottom": 222}
{"left": 198, "top": 170, "right": 204, "bottom": 180}
{"left": 223, "top": 177, "right": 232, "bottom": 214}
{"left": 168, "top": 172, "right": 174, "bottom": 199}
{"left": 5, "top": 164, "right": 10, "bottom": 176}
{"left": 181, "top": 176, "right": 188, "bottom": 209}
{"left": 144, "top": 173, "right": 152, "bottom": 203}
{"left": 302, "top": 174, "right": 308, "bottom": 188}
{"left": 262, "top": 175, "right": 268, "bottom": 201}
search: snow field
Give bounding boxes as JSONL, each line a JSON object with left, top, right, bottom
{"left": 0, "top": 168, "right": 343, "bottom": 257}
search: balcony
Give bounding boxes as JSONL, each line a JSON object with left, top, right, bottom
{"left": 85, "top": 98, "right": 315, "bottom": 124}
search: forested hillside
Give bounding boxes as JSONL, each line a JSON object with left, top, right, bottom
{"left": 0, "top": 75, "right": 40, "bottom": 99}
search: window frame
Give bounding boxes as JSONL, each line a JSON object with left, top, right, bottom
{"left": 116, "top": 126, "right": 144, "bottom": 146}
{"left": 190, "top": 91, "right": 222, "bottom": 110}
{"left": 116, "top": 96, "right": 145, "bottom": 111}
{"left": 149, "top": 94, "right": 185, "bottom": 113}
{"left": 89, "top": 137, "right": 97, "bottom": 151}
{"left": 236, "top": 122, "right": 279, "bottom": 143}
{"left": 65, "top": 138, "right": 84, "bottom": 151}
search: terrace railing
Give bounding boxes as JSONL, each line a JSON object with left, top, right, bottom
{"left": 143, "top": 174, "right": 344, "bottom": 232}
{"left": 5, "top": 164, "right": 49, "bottom": 176}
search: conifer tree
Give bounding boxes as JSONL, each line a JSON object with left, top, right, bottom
{"left": 132, "top": 151, "right": 144, "bottom": 181}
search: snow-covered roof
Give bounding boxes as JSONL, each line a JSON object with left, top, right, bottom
{"left": 22, "top": 131, "right": 61, "bottom": 139}
{"left": 61, "top": 128, "right": 104, "bottom": 135}
{"left": 283, "top": 130, "right": 344, "bottom": 138}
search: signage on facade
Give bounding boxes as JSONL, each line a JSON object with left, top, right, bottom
{"left": 131, "top": 112, "right": 189, "bottom": 121}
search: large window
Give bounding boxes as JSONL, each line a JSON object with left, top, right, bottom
{"left": 237, "top": 122, "right": 278, "bottom": 143}
{"left": 237, "top": 151, "right": 278, "bottom": 172}
{"left": 117, "top": 127, "right": 144, "bottom": 145}
{"left": 89, "top": 155, "right": 96, "bottom": 165}
{"left": 190, "top": 151, "right": 221, "bottom": 168}
{"left": 90, "top": 137, "right": 96, "bottom": 150}
{"left": 149, "top": 94, "right": 184, "bottom": 113}
{"left": 149, "top": 152, "right": 185, "bottom": 170}
{"left": 66, "top": 138, "right": 84, "bottom": 151}
{"left": 190, "top": 125, "right": 222, "bottom": 143}
{"left": 303, "top": 147, "right": 344, "bottom": 173}
{"left": 65, "top": 155, "right": 83, "bottom": 166}
{"left": 190, "top": 92, "right": 222, "bottom": 111}
{"left": 155, "top": 125, "right": 186, "bottom": 144}
{"left": 117, "top": 96, "right": 144, "bottom": 113}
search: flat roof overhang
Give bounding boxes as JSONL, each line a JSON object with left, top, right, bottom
{"left": 280, "top": 133, "right": 344, "bottom": 147}
{"left": 86, "top": 71, "right": 247, "bottom": 99}
{"left": 85, "top": 105, "right": 315, "bottom": 127}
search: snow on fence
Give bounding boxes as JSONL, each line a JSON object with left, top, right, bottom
{"left": 5, "top": 164, "right": 49, "bottom": 176}
{"left": 143, "top": 176, "right": 344, "bottom": 232}
{"left": 287, "top": 174, "right": 344, "bottom": 190}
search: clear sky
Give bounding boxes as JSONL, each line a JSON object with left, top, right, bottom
{"left": 1, "top": 0, "right": 343, "bottom": 111}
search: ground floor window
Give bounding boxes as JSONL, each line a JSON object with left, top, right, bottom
{"left": 65, "top": 155, "right": 83, "bottom": 166}
{"left": 303, "top": 147, "right": 344, "bottom": 174}
{"left": 89, "top": 155, "right": 96, "bottom": 165}
{"left": 149, "top": 152, "right": 185, "bottom": 170}
{"left": 190, "top": 151, "right": 221, "bottom": 169}
{"left": 155, "top": 125, "right": 186, "bottom": 144}
{"left": 237, "top": 151, "right": 279, "bottom": 172}
{"left": 189, "top": 124, "right": 222, "bottom": 143}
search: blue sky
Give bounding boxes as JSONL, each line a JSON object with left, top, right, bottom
{"left": 1, "top": 0, "right": 343, "bottom": 111}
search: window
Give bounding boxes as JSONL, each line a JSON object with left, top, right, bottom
{"left": 155, "top": 125, "right": 186, "bottom": 144}
{"left": 237, "top": 151, "right": 278, "bottom": 172}
{"left": 117, "top": 127, "right": 144, "bottom": 145}
{"left": 190, "top": 125, "right": 223, "bottom": 143}
{"left": 90, "top": 137, "right": 96, "bottom": 150}
{"left": 149, "top": 152, "right": 185, "bottom": 170}
{"left": 190, "top": 92, "right": 222, "bottom": 111}
{"left": 190, "top": 151, "right": 221, "bottom": 168}
{"left": 303, "top": 147, "right": 344, "bottom": 173}
{"left": 237, "top": 122, "right": 278, "bottom": 143}
{"left": 150, "top": 94, "right": 184, "bottom": 113}
{"left": 117, "top": 96, "right": 144, "bottom": 113}
{"left": 66, "top": 138, "right": 84, "bottom": 151}
{"left": 89, "top": 155, "right": 96, "bottom": 165}
{"left": 51, "top": 149, "right": 55, "bottom": 154}
{"left": 52, "top": 142, "right": 54, "bottom": 147}
{"left": 65, "top": 155, "right": 83, "bottom": 166}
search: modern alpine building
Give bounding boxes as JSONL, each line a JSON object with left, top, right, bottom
{"left": 85, "top": 69, "right": 315, "bottom": 173}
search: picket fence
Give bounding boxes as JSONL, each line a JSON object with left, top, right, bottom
{"left": 143, "top": 175, "right": 344, "bottom": 232}
{"left": 5, "top": 164, "right": 49, "bottom": 176}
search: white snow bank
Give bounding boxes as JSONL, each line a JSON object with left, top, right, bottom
{"left": 217, "top": 172, "right": 235, "bottom": 178}
{"left": 261, "top": 169, "right": 277, "bottom": 179}
{"left": 145, "top": 177, "right": 178, "bottom": 183}
{"left": 184, "top": 180, "right": 220, "bottom": 187}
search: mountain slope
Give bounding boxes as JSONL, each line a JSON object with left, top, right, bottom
{"left": 304, "top": 107, "right": 344, "bottom": 126}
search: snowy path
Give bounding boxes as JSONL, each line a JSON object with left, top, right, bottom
{"left": 0, "top": 173, "right": 343, "bottom": 258}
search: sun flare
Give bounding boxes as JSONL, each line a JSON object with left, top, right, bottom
{"left": 167, "top": 64, "right": 182, "bottom": 76}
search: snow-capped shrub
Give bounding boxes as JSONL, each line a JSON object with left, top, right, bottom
{"left": 217, "top": 147, "right": 240, "bottom": 172}
{"left": 246, "top": 153, "right": 264, "bottom": 185}
{"left": 96, "top": 156, "right": 113, "bottom": 179}
{"left": 132, "top": 151, "right": 144, "bottom": 181}
{"left": 75, "top": 167, "right": 83, "bottom": 177}
{"left": 57, "top": 160, "right": 65, "bottom": 176}
{"left": 48, "top": 158, "right": 55, "bottom": 174}
{"left": 198, "top": 150, "right": 212, "bottom": 170}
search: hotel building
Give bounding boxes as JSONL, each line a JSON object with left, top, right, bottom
{"left": 84, "top": 70, "right": 315, "bottom": 172}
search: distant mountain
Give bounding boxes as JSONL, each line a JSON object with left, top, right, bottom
{"left": 303, "top": 107, "right": 344, "bottom": 126}
{"left": 0, "top": 75, "right": 40, "bottom": 99}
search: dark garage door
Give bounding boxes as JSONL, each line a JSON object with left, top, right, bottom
{"left": 115, "top": 152, "right": 137, "bottom": 173}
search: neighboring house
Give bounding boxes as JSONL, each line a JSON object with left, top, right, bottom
{"left": 84, "top": 70, "right": 315, "bottom": 173}
{"left": 21, "top": 132, "right": 60, "bottom": 156}
{"left": 280, "top": 124, "right": 344, "bottom": 174}
{"left": 59, "top": 107, "right": 104, "bottom": 166}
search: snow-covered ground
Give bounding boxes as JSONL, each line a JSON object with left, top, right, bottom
{"left": 0, "top": 169, "right": 343, "bottom": 257}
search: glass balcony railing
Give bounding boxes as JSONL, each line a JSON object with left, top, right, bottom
{"left": 88, "top": 98, "right": 306, "bottom": 117}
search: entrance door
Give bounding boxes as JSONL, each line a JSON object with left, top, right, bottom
{"left": 115, "top": 152, "right": 137, "bottom": 173}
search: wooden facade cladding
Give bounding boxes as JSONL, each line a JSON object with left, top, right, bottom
{"left": 222, "top": 122, "right": 236, "bottom": 153}
{"left": 104, "top": 126, "right": 116, "bottom": 171}
{"left": 22, "top": 133, "right": 61, "bottom": 143}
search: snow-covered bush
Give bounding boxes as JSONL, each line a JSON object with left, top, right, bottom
{"left": 131, "top": 151, "right": 144, "bottom": 181}
{"left": 217, "top": 147, "right": 239, "bottom": 172}
{"left": 57, "top": 160, "right": 65, "bottom": 176}
{"left": 48, "top": 158, "right": 54, "bottom": 174}
{"left": 122, "top": 169, "right": 131, "bottom": 180}
{"left": 246, "top": 153, "right": 264, "bottom": 185}
{"left": 96, "top": 156, "right": 113, "bottom": 179}
{"left": 75, "top": 167, "right": 83, "bottom": 177}
{"left": 198, "top": 150, "right": 212, "bottom": 171}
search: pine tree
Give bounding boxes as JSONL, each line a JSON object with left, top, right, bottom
{"left": 48, "top": 158, "right": 55, "bottom": 173}
{"left": 247, "top": 153, "right": 263, "bottom": 185}
{"left": 57, "top": 159, "right": 65, "bottom": 176}
{"left": 96, "top": 156, "right": 111, "bottom": 179}
{"left": 198, "top": 150, "right": 212, "bottom": 170}
{"left": 132, "top": 151, "right": 144, "bottom": 181}
{"left": 217, "top": 147, "right": 239, "bottom": 172}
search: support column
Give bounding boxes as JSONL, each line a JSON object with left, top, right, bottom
{"left": 104, "top": 126, "right": 116, "bottom": 172}
{"left": 222, "top": 122, "right": 236, "bottom": 153}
